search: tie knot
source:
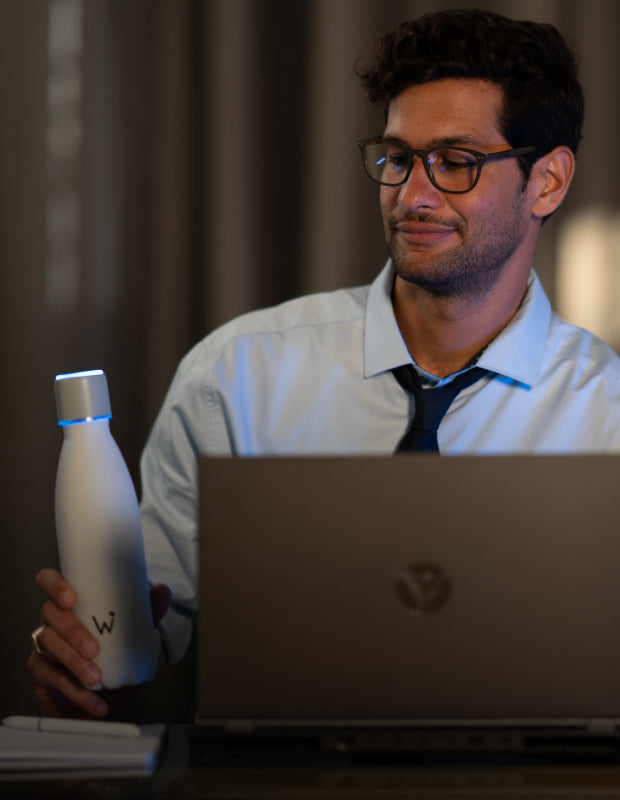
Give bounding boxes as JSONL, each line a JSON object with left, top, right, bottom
{"left": 392, "top": 365, "right": 488, "bottom": 452}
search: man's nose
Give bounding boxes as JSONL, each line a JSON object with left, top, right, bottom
{"left": 398, "top": 156, "right": 442, "bottom": 210}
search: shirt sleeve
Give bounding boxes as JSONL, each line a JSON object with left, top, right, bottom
{"left": 139, "top": 342, "right": 215, "bottom": 662}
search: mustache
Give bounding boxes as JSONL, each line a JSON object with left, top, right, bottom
{"left": 388, "top": 212, "right": 465, "bottom": 231}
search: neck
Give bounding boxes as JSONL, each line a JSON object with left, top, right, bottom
{"left": 392, "top": 273, "right": 528, "bottom": 378}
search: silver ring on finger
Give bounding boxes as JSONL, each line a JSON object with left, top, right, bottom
{"left": 31, "top": 624, "right": 48, "bottom": 656}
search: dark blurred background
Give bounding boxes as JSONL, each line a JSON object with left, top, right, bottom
{"left": 2, "top": 0, "right": 619, "bottom": 720}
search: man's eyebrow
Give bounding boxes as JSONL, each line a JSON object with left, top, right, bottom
{"left": 383, "top": 134, "right": 485, "bottom": 149}
{"left": 432, "top": 134, "right": 485, "bottom": 148}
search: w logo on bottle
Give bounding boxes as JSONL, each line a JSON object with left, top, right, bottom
{"left": 92, "top": 611, "right": 116, "bottom": 635}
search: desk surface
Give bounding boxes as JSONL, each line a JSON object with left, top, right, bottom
{"left": 7, "top": 725, "right": 620, "bottom": 799}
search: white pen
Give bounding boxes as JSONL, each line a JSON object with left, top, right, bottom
{"left": 2, "top": 715, "right": 141, "bottom": 738}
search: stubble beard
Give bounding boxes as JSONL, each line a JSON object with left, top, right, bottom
{"left": 385, "top": 206, "right": 527, "bottom": 302}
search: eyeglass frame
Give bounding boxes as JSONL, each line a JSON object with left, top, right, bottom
{"left": 357, "top": 137, "right": 537, "bottom": 194}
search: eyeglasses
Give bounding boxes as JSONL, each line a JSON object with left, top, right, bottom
{"left": 358, "top": 137, "right": 536, "bottom": 194}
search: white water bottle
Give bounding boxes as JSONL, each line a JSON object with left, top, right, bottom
{"left": 54, "top": 369, "right": 158, "bottom": 689}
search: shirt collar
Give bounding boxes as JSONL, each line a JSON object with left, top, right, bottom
{"left": 363, "top": 261, "right": 551, "bottom": 387}
{"left": 476, "top": 271, "right": 551, "bottom": 387}
{"left": 364, "top": 261, "right": 411, "bottom": 378}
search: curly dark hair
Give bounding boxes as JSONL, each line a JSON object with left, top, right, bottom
{"left": 357, "top": 9, "right": 584, "bottom": 182}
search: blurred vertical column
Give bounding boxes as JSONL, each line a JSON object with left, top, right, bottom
{"left": 298, "top": 0, "right": 399, "bottom": 295}
{"left": 202, "top": 0, "right": 263, "bottom": 329}
{"left": 553, "top": 0, "right": 620, "bottom": 353}
{"left": 45, "top": 0, "right": 83, "bottom": 316}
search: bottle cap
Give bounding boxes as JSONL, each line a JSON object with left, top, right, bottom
{"left": 55, "top": 369, "right": 112, "bottom": 425}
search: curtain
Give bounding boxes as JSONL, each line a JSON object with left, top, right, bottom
{"left": 2, "top": 0, "right": 619, "bottom": 719}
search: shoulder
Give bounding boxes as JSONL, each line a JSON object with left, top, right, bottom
{"left": 176, "top": 283, "right": 370, "bottom": 377}
{"left": 547, "top": 309, "right": 620, "bottom": 382}
{"left": 213, "top": 284, "right": 368, "bottom": 341}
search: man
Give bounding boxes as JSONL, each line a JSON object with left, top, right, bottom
{"left": 28, "top": 9, "right": 620, "bottom": 718}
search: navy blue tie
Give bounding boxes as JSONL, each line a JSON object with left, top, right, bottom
{"left": 392, "top": 365, "right": 488, "bottom": 452}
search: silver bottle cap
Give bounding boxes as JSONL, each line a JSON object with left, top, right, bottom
{"left": 55, "top": 369, "right": 112, "bottom": 425}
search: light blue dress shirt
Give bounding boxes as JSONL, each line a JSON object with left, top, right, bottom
{"left": 140, "top": 261, "right": 620, "bottom": 659}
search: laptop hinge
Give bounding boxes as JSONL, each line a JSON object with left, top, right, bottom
{"left": 586, "top": 718, "right": 618, "bottom": 733}
{"left": 225, "top": 720, "right": 255, "bottom": 734}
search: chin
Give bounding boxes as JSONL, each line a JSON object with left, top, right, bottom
{"left": 391, "top": 255, "right": 497, "bottom": 301}
{"left": 391, "top": 253, "right": 454, "bottom": 293}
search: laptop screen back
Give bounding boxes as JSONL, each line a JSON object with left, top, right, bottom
{"left": 196, "top": 455, "right": 620, "bottom": 729}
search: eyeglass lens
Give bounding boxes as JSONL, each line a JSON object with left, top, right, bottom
{"left": 364, "top": 141, "right": 480, "bottom": 192}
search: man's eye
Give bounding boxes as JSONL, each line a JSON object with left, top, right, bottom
{"left": 442, "top": 161, "right": 469, "bottom": 171}
{"left": 386, "top": 153, "right": 409, "bottom": 171}
{"left": 433, "top": 150, "right": 476, "bottom": 171}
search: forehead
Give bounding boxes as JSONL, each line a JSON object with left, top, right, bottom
{"left": 384, "top": 78, "right": 506, "bottom": 146}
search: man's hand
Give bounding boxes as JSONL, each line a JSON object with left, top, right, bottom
{"left": 27, "top": 567, "right": 171, "bottom": 718}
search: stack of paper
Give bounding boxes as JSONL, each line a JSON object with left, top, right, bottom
{"left": 0, "top": 717, "right": 165, "bottom": 779}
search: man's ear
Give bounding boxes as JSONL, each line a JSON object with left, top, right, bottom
{"left": 530, "top": 146, "right": 576, "bottom": 220}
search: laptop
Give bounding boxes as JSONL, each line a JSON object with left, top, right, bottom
{"left": 195, "top": 454, "right": 620, "bottom": 759}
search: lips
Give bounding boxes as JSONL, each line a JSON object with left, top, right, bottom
{"left": 393, "top": 221, "right": 457, "bottom": 246}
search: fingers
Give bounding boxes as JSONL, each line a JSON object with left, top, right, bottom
{"left": 35, "top": 566, "right": 100, "bottom": 671}
{"left": 30, "top": 569, "right": 167, "bottom": 719}
{"left": 40, "top": 598, "right": 100, "bottom": 663}
{"left": 36, "top": 567, "right": 77, "bottom": 610}
{"left": 27, "top": 651, "right": 109, "bottom": 718}
{"left": 37, "top": 608, "right": 102, "bottom": 687}
{"left": 32, "top": 566, "right": 105, "bottom": 718}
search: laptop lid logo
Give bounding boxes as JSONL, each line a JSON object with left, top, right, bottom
{"left": 396, "top": 563, "right": 451, "bottom": 614}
